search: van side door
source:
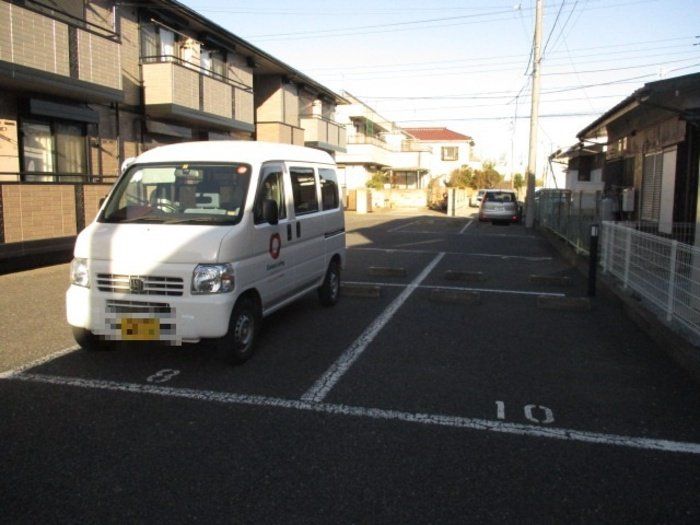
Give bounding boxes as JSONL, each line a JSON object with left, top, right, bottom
{"left": 288, "top": 165, "right": 326, "bottom": 290}
{"left": 248, "top": 163, "right": 293, "bottom": 308}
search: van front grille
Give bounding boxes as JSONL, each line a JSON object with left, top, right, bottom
{"left": 105, "top": 299, "right": 172, "bottom": 315}
{"left": 97, "top": 274, "right": 184, "bottom": 296}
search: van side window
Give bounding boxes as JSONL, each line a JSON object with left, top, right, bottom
{"left": 319, "top": 168, "right": 339, "bottom": 210}
{"left": 254, "top": 168, "right": 286, "bottom": 224}
{"left": 290, "top": 167, "right": 319, "bottom": 215}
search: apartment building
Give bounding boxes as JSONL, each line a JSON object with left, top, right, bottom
{"left": 0, "top": 0, "right": 346, "bottom": 270}
{"left": 335, "top": 92, "right": 431, "bottom": 190}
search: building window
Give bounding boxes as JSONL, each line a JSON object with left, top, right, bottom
{"left": 441, "top": 146, "right": 458, "bottom": 161}
{"left": 641, "top": 152, "right": 663, "bottom": 221}
{"left": 21, "top": 120, "right": 87, "bottom": 181}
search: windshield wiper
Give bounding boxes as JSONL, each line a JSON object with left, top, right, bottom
{"left": 104, "top": 215, "right": 167, "bottom": 224}
{"left": 163, "top": 216, "right": 231, "bottom": 225}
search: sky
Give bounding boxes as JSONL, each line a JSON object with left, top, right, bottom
{"left": 179, "top": 0, "right": 700, "bottom": 184}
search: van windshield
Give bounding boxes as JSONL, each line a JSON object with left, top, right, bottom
{"left": 100, "top": 163, "right": 251, "bottom": 225}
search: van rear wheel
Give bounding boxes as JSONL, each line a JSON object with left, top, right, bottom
{"left": 219, "top": 297, "right": 259, "bottom": 365}
{"left": 318, "top": 260, "right": 340, "bottom": 307}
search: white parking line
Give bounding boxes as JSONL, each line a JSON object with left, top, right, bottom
{"left": 458, "top": 220, "right": 474, "bottom": 234}
{"left": 301, "top": 252, "right": 445, "bottom": 403}
{"left": 0, "top": 345, "right": 79, "bottom": 379}
{"left": 8, "top": 372, "right": 700, "bottom": 456}
{"left": 387, "top": 220, "right": 421, "bottom": 233}
{"left": 351, "top": 246, "right": 552, "bottom": 261}
{"left": 344, "top": 281, "right": 566, "bottom": 298}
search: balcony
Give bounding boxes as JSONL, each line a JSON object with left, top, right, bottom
{"left": 141, "top": 59, "right": 255, "bottom": 132}
{"left": 256, "top": 122, "right": 305, "bottom": 146}
{"left": 0, "top": 1, "right": 122, "bottom": 102}
{"left": 336, "top": 134, "right": 392, "bottom": 167}
{"left": 300, "top": 116, "right": 347, "bottom": 153}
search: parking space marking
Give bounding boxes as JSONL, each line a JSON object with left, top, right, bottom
{"left": 458, "top": 220, "right": 474, "bottom": 234}
{"left": 344, "top": 281, "right": 567, "bottom": 298}
{"left": 9, "top": 372, "right": 700, "bottom": 456}
{"left": 301, "top": 252, "right": 445, "bottom": 403}
{"left": 387, "top": 220, "right": 422, "bottom": 233}
{"left": 351, "top": 247, "right": 552, "bottom": 261}
{"left": 0, "top": 345, "right": 79, "bottom": 379}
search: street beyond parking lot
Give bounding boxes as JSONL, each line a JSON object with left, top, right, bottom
{"left": 2, "top": 210, "right": 700, "bottom": 522}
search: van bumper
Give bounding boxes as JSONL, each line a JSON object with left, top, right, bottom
{"left": 66, "top": 285, "right": 235, "bottom": 344}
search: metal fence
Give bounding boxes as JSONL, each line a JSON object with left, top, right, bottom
{"left": 536, "top": 190, "right": 600, "bottom": 254}
{"left": 601, "top": 221, "right": 700, "bottom": 343}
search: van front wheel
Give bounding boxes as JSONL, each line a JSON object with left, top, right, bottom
{"left": 318, "top": 260, "right": 340, "bottom": 307}
{"left": 220, "top": 297, "right": 259, "bottom": 365}
{"left": 72, "top": 326, "right": 114, "bottom": 351}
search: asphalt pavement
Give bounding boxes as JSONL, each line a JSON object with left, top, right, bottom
{"left": 2, "top": 209, "right": 700, "bottom": 523}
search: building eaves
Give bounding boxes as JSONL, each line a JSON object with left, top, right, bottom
{"left": 147, "top": 0, "right": 349, "bottom": 105}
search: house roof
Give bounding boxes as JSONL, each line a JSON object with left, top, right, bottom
{"left": 577, "top": 72, "right": 700, "bottom": 140}
{"left": 402, "top": 128, "right": 473, "bottom": 142}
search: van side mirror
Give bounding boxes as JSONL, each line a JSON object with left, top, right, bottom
{"left": 99, "top": 197, "right": 106, "bottom": 206}
{"left": 262, "top": 199, "right": 279, "bottom": 225}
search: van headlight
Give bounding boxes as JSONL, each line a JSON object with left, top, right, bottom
{"left": 70, "top": 258, "right": 90, "bottom": 288}
{"left": 191, "top": 263, "right": 235, "bottom": 294}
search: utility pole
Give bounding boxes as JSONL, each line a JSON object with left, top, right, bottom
{"left": 525, "top": 0, "right": 543, "bottom": 228}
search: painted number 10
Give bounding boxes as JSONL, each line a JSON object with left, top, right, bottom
{"left": 495, "top": 401, "right": 554, "bottom": 424}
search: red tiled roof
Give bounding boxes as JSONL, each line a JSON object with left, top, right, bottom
{"left": 403, "top": 127, "right": 473, "bottom": 142}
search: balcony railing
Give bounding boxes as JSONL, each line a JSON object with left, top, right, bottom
{"left": 256, "top": 122, "right": 305, "bottom": 146}
{"left": 0, "top": 0, "right": 122, "bottom": 97}
{"left": 141, "top": 57, "right": 254, "bottom": 130}
{"left": 300, "top": 115, "right": 347, "bottom": 152}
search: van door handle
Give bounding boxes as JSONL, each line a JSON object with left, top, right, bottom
{"left": 287, "top": 224, "right": 292, "bottom": 241}
{"left": 296, "top": 222, "right": 301, "bottom": 238}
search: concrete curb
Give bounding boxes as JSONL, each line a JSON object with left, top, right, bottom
{"left": 444, "top": 270, "right": 486, "bottom": 283}
{"left": 429, "top": 289, "right": 481, "bottom": 305}
{"left": 342, "top": 283, "right": 382, "bottom": 298}
{"left": 538, "top": 226, "right": 700, "bottom": 383}
{"left": 537, "top": 295, "right": 591, "bottom": 311}
{"left": 368, "top": 266, "right": 408, "bottom": 277}
{"left": 529, "top": 274, "right": 573, "bottom": 286}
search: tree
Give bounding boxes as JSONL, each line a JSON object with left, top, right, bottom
{"left": 446, "top": 166, "right": 474, "bottom": 188}
{"left": 513, "top": 173, "right": 524, "bottom": 192}
{"left": 366, "top": 170, "right": 389, "bottom": 189}
{"left": 470, "top": 161, "right": 503, "bottom": 189}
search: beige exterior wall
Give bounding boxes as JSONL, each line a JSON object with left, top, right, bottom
{"left": 77, "top": 29, "right": 122, "bottom": 90}
{"left": 234, "top": 88, "right": 255, "bottom": 125}
{"left": 85, "top": 0, "right": 115, "bottom": 32}
{"left": 142, "top": 62, "right": 198, "bottom": 110}
{"left": 283, "top": 84, "right": 299, "bottom": 126}
{"left": 2, "top": 3, "right": 71, "bottom": 76}
{"left": 227, "top": 53, "right": 253, "bottom": 88}
{"left": 83, "top": 184, "right": 112, "bottom": 225}
{"left": 1, "top": 185, "right": 77, "bottom": 242}
{"left": 202, "top": 76, "right": 232, "bottom": 119}
{"left": 255, "top": 76, "right": 285, "bottom": 122}
{"left": 257, "top": 122, "right": 305, "bottom": 146}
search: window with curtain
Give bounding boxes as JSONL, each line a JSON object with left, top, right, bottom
{"left": 21, "top": 120, "right": 87, "bottom": 182}
{"left": 56, "top": 123, "right": 86, "bottom": 174}
{"left": 22, "top": 122, "right": 55, "bottom": 181}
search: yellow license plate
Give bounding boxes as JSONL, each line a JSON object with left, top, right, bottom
{"left": 121, "top": 318, "right": 160, "bottom": 340}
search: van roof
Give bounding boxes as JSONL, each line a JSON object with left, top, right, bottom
{"left": 135, "top": 141, "right": 336, "bottom": 166}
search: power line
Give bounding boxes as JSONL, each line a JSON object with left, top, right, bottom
{"left": 396, "top": 112, "right": 605, "bottom": 123}
{"left": 542, "top": 0, "right": 566, "bottom": 56}
{"left": 304, "top": 37, "right": 697, "bottom": 73}
{"left": 249, "top": 0, "right": 661, "bottom": 42}
{"left": 357, "top": 73, "right": 658, "bottom": 100}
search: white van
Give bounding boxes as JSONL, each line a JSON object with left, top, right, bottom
{"left": 66, "top": 141, "right": 345, "bottom": 364}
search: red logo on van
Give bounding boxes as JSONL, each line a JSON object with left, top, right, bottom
{"left": 269, "top": 233, "right": 282, "bottom": 259}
